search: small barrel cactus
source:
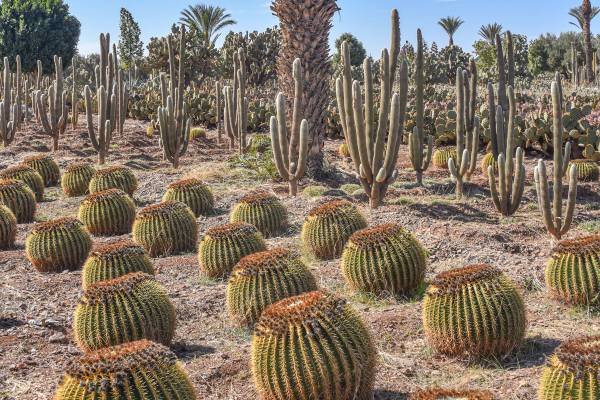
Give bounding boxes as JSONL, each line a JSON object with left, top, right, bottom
{"left": 74, "top": 272, "right": 176, "bottom": 351}
{"left": 78, "top": 188, "right": 136, "bottom": 236}
{"left": 0, "top": 205, "right": 16, "bottom": 249}
{"left": 411, "top": 388, "right": 494, "bottom": 400}
{"left": 25, "top": 217, "right": 92, "bottom": 272}
{"left": 252, "top": 290, "right": 376, "bottom": 400}
{"left": 23, "top": 154, "right": 60, "bottom": 187}
{"left": 82, "top": 240, "right": 154, "bottom": 289}
{"left": 0, "top": 164, "right": 44, "bottom": 201}
{"left": 423, "top": 264, "right": 526, "bottom": 357}
{"left": 481, "top": 152, "right": 498, "bottom": 177}
{"left": 198, "top": 222, "right": 266, "bottom": 279}
{"left": 0, "top": 179, "right": 36, "bottom": 223}
{"left": 432, "top": 147, "right": 457, "bottom": 169}
{"left": 226, "top": 248, "right": 317, "bottom": 327}
{"left": 546, "top": 235, "right": 600, "bottom": 306}
{"left": 230, "top": 191, "right": 288, "bottom": 238}
{"left": 341, "top": 223, "right": 428, "bottom": 296}
{"left": 189, "top": 127, "right": 206, "bottom": 140}
{"left": 539, "top": 336, "right": 600, "bottom": 400}
{"left": 61, "top": 162, "right": 96, "bottom": 197}
{"left": 89, "top": 165, "right": 138, "bottom": 196}
{"left": 568, "top": 159, "right": 599, "bottom": 182}
{"left": 54, "top": 339, "right": 196, "bottom": 400}
{"left": 338, "top": 142, "right": 351, "bottom": 158}
{"left": 133, "top": 201, "right": 197, "bottom": 257}
{"left": 162, "top": 178, "right": 214, "bottom": 217}
{"left": 301, "top": 199, "right": 368, "bottom": 260}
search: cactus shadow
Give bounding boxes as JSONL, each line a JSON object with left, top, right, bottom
{"left": 407, "top": 202, "right": 497, "bottom": 225}
{"left": 576, "top": 184, "right": 600, "bottom": 203}
{"left": 374, "top": 390, "right": 409, "bottom": 400}
{"left": 0, "top": 317, "right": 25, "bottom": 330}
{"left": 171, "top": 342, "right": 216, "bottom": 360}
{"left": 471, "top": 337, "right": 560, "bottom": 370}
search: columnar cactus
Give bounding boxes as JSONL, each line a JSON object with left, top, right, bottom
{"left": 411, "top": 388, "right": 494, "bottom": 400}
{"left": 35, "top": 55, "right": 67, "bottom": 151}
{"left": 23, "top": 154, "right": 60, "bottom": 187}
{"left": 423, "top": 264, "right": 526, "bottom": 357}
{"left": 341, "top": 223, "right": 428, "bottom": 296}
{"left": 230, "top": 191, "right": 288, "bottom": 238}
{"left": 0, "top": 204, "right": 16, "bottom": 249}
{"left": 162, "top": 178, "right": 214, "bottom": 217}
{"left": 301, "top": 199, "right": 368, "bottom": 260}
{"left": 215, "top": 80, "right": 223, "bottom": 143}
{"left": 0, "top": 164, "right": 44, "bottom": 201}
{"left": 432, "top": 147, "right": 457, "bottom": 169}
{"left": 71, "top": 58, "right": 78, "bottom": 130}
{"left": 0, "top": 179, "right": 36, "bottom": 223}
{"left": 0, "top": 58, "right": 17, "bottom": 147}
{"left": 54, "top": 340, "right": 196, "bottom": 400}
{"left": 61, "top": 162, "right": 96, "bottom": 197}
{"left": 133, "top": 201, "right": 198, "bottom": 257}
{"left": 78, "top": 189, "right": 136, "bottom": 236}
{"left": 568, "top": 159, "right": 599, "bottom": 182}
{"left": 25, "top": 217, "right": 92, "bottom": 272}
{"left": 251, "top": 290, "right": 376, "bottom": 400}
{"left": 198, "top": 222, "right": 266, "bottom": 279}
{"left": 88, "top": 166, "right": 138, "bottom": 196}
{"left": 270, "top": 59, "right": 308, "bottom": 196}
{"left": 224, "top": 48, "right": 248, "bottom": 152}
{"left": 226, "top": 248, "right": 317, "bottom": 327}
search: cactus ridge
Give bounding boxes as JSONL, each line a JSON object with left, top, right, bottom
{"left": 74, "top": 272, "right": 176, "bottom": 351}
{"left": 78, "top": 188, "right": 136, "bottom": 236}
{"left": 162, "top": 178, "right": 214, "bottom": 217}
{"left": 61, "top": 162, "right": 96, "bottom": 197}
{"left": 410, "top": 388, "right": 494, "bottom": 400}
{"left": 0, "top": 179, "right": 36, "bottom": 223}
{"left": 0, "top": 204, "right": 16, "bottom": 249}
{"left": 252, "top": 290, "right": 376, "bottom": 400}
{"left": 0, "top": 164, "right": 44, "bottom": 201}
{"left": 89, "top": 166, "right": 138, "bottom": 195}
{"left": 568, "top": 159, "right": 599, "bottom": 182}
{"left": 23, "top": 154, "right": 60, "bottom": 187}
{"left": 432, "top": 147, "right": 457, "bottom": 169}
{"left": 230, "top": 191, "right": 288, "bottom": 238}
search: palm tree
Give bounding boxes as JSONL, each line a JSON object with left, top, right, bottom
{"left": 438, "top": 17, "right": 464, "bottom": 47}
{"left": 570, "top": 1, "right": 598, "bottom": 83}
{"left": 568, "top": 4, "right": 600, "bottom": 30}
{"left": 479, "top": 23, "right": 503, "bottom": 45}
{"left": 179, "top": 4, "right": 236, "bottom": 48}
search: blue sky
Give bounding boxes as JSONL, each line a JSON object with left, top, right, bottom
{"left": 68, "top": 0, "right": 591, "bottom": 56}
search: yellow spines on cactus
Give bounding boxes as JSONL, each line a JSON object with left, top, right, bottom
{"left": 226, "top": 248, "right": 317, "bottom": 327}
{"left": 26, "top": 217, "right": 92, "bottom": 272}
{"left": 338, "top": 142, "right": 351, "bottom": 158}
{"left": 538, "top": 336, "right": 600, "bottom": 400}
{"left": 73, "top": 272, "right": 176, "bottom": 351}
{"left": 0, "top": 164, "right": 45, "bottom": 201}
{"left": 567, "top": 159, "right": 599, "bottom": 182}
{"left": 162, "top": 178, "right": 214, "bottom": 217}
{"left": 546, "top": 235, "right": 600, "bottom": 306}
{"left": 198, "top": 222, "right": 266, "bottom": 279}
{"left": 0, "top": 204, "right": 16, "bottom": 249}
{"left": 301, "top": 199, "right": 368, "bottom": 260}
{"left": 89, "top": 165, "right": 138, "bottom": 196}
{"left": 251, "top": 290, "right": 376, "bottom": 400}
{"left": 0, "top": 179, "right": 36, "bottom": 223}
{"left": 78, "top": 188, "right": 136, "bottom": 236}
{"left": 61, "top": 162, "right": 96, "bottom": 197}
{"left": 54, "top": 340, "right": 196, "bottom": 400}
{"left": 481, "top": 152, "right": 498, "bottom": 177}
{"left": 432, "top": 146, "right": 457, "bottom": 169}
{"left": 411, "top": 388, "right": 494, "bottom": 400}
{"left": 230, "top": 191, "right": 288, "bottom": 238}
{"left": 189, "top": 127, "right": 206, "bottom": 140}
{"left": 82, "top": 240, "right": 154, "bottom": 289}
{"left": 133, "top": 201, "right": 198, "bottom": 257}
{"left": 341, "top": 223, "right": 428, "bottom": 296}
{"left": 23, "top": 154, "right": 60, "bottom": 187}
{"left": 423, "top": 264, "right": 526, "bottom": 358}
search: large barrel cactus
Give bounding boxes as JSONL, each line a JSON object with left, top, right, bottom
{"left": 73, "top": 272, "right": 176, "bottom": 351}
{"left": 423, "top": 264, "right": 526, "bottom": 357}
{"left": 226, "top": 248, "right": 317, "bottom": 327}
{"left": 567, "top": 159, "right": 599, "bottom": 182}
{"left": 82, "top": 240, "right": 154, "bottom": 289}
{"left": 0, "top": 204, "right": 16, "bottom": 249}
{"left": 78, "top": 188, "right": 136, "bottom": 236}
{"left": 432, "top": 147, "right": 457, "bottom": 169}
{"left": 162, "top": 178, "right": 214, "bottom": 217}
{"left": 539, "top": 336, "right": 600, "bottom": 400}
{"left": 198, "top": 222, "right": 266, "bottom": 279}
{"left": 0, "top": 164, "right": 44, "bottom": 201}
{"left": 0, "top": 179, "right": 36, "bottom": 223}
{"left": 61, "top": 162, "right": 96, "bottom": 197}
{"left": 301, "top": 199, "right": 368, "bottom": 260}
{"left": 411, "top": 388, "right": 494, "bottom": 400}
{"left": 23, "top": 154, "right": 60, "bottom": 187}
{"left": 26, "top": 217, "right": 92, "bottom": 272}
{"left": 89, "top": 165, "right": 138, "bottom": 196}
{"left": 341, "top": 223, "right": 428, "bottom": 296}
{"left": 251, "top": 290, "right": 376, "bottom": 400}
{"left": 54, "top": 340, "right": 196, "bottom": 400}
{"left": 133, "top": 201, "right": 197, "bottom": 257}
{"left": 230, "top": 191, "right": 288, "bottom": 238}
{"left": 546, "top": 235, "right": 600, "bottom": 306}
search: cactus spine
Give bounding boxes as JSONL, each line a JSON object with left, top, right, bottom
{"left": 224, "top": 48, "right": 248, "bottom": 152}
{"left": 36, "top": 55, "right": 67, "bottom": 151}
{"left": 0, "top": 58, "right": 17, "bottom": 147}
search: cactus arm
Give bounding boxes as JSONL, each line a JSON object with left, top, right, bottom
{"left": 488, "top": 165, "right": 502, "bottom": 213}
{"left": 560, "top": 165, "right": 578, "bottom": 236}
{"left": 352, "top": 81, "right": 373, "bottom": 182}
{"left": 289, "top": 58, "right": 303, "bottom": 167}
{"left": 294, "top": 120, "right": 309, "bottom": 180}
{"left": 496, "top": 105, "right": 505, "bottom": 158}
{"left": 340, "top": 42, "right": 362, "bottom": 178}
{"left": 467, "top": 118, "right": 480, "bottom": 178}
{"left": 84, "top": 85, "right": 99, "bottom": 150}
{"left": 335, "top": 78, "right": 349, "bottom": 143}
{"left": 509, "top": 148, "right": 526, "bottom": 215}
{"left": 380, "top": 93, "right": 401, "bottom": 182}
{"left": 372, "top": 49, "right": 391, "bottom": 177}
{"left": 270, "top": 116, "right": 289, "bottom": 181}
{"left": 275, "top": 92, "right": 290, "bottom": 168}
{"left": 562, "top": 142, "right": 572, "bottom": 176}
{"left": 364, "top": 57, "right": 374, "bottom": 164}
{"left": 551, "top": 81, "right": 563, "bottom": 234}
{"left": 535, "top": 161, "right": 559, "bottom": 238}
{"left": 497, "top": 154, "right": 508, "bottom": 215}
{"left": 488, "top": 83, "right": 498, "bottom": 157}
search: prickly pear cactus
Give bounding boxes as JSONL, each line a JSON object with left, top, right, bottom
{"left": 61, "top": 162, "right": 96, "bottom": 197}
{"left": 0, "top": 164, "right": 45, "bottom": 201}
{"left": 162, "top": 178, "right": 214, "bottom": 217}
{"left": 0, "top": 204, "right": 16, "bottom": 249}
{"left": 567, "top": 159, "right": 599, "bottom": 182}
{"left": 432, "top": 147, "right": 457, "bottom": 169}
{"left": 411, "top": 388, "right": 494, "bottom": 400}
{"left": 230, "top": 191, "right": 288, "bottom": 238}
{"left": 78, "top": 189, "right": 136, "bottom": 236}
{"left": 0, "top": 179, "right": 36, "bottom": 223}
{"left": 89, "top": 166, "right": 138, "bottom": 196}
{"left": 23, "top": 154, "right": 60, "bottom": 187}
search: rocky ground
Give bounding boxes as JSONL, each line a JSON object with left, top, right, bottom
{"left": 1, "top": 118, "right": 600, "bottom": 400}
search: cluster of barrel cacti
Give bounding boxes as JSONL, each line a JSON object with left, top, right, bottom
{"left": 0, "top": 164, "right": 45, "bottom": 201}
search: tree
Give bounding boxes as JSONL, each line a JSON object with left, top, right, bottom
{"left": 179, "top": 4, "right": 236, "bottom": 48}
{"left": 474, "top": 34, "right": 529, "bottom": 82}
{"left": 0, "top": 0, "right": 80, "bottom": 72}
{"left": 479, "top": 23, "right": 503, "bottom": 46}
{"left": 118, "top": 8, "right": 143, "bottom": 71}
{"left": 332, "top": 33, "right": 366, "bottom": 69}
{"left": 568, "top": 4, "right": 600, "bottom": 30}
{"left": 573, "top": 1, "right": 597, "bottom": 82}
{"left": 438, "top": 16, "right": 464, "bottom": 47}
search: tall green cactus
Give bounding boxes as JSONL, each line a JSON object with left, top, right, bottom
{"left": 113, "top": 44, "right": 129, "bottom": 136}
{"left": 270, "top": 58, "right": 308, "bottom": 196}
{"left": 71, "top": 58, "right": 78, "bottom": 130}
{"left": 0, "top": 58, "right": 17, "bottom": 147}
{"left": 36, "top": 55, "right": 66, "bottom": 151}
{"left": 215, "top": 80, "right": 223, "bottom": 143}
{"left": 224, "top": 48, "right": 248, "bottom": 152}
{"left": 14, "top": 55, "right": 21, "bottom": 131}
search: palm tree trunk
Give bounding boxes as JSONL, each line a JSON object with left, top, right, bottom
{"left": 449, "top": 36, "right": 454, "bottom": 47}
{"left": 583, "top": 0, "right": 595, "bottom": 83}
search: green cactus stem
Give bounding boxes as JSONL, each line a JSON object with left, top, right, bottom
{"left": 0, "top": 58, "right": 17, "bottom": 147}
{"left": 35, "top": 55, "right": 67, "bottom": 151}
{"left": 0, "top": 179, "right": 36, "bottom": 223}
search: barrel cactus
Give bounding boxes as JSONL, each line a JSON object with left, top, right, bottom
{"left": 162, "top": 178, "right": 214, "bottom": 217}
{"left": 251, "top": 290, "right": 376, "bottom": 400}
{"left": 82, "top": 240, "right": 154, "bottom": 289}
{"left": 74, "top": 272, "right": 176, "bottom": 351}
{"left": 423, "top": 264, "right": 526, "bottom": 357}
{"left": 0, "top": 205, "right": 16, "bottom": 249}
{"left": 0, "top": 179, "right": 36, "bottom": 223}
{"left": 54, "top": 340, "right": 196, "bottom": 400}
{"left": 341, "top": 223, "right": 428, "bottom": 296}
{"left": 23, "top": 154, "right": 60, "bottom": 187}
{"left": 230, "top": 191, "right": 288, "bottom": 238}
{"left": 339, "top": 142, "right": 351, "bottom": 158}
{"left": 89, "top": 166, "right": 138, "bottom": 196}
{"left": 0, "top": 164, "right": 44, "bottom": 201}
{"left": 78, "top": 189, "right": 136, "bottom": 236}
{"left": 546, "top": 235, "right": 600, "bottom": 306}
{"left": 226, "top": 248, "right": 317, "bottom": 327}
{"left": 61, "top": 162, "right": 96, "bottom": 197}
{"left": 133, "top": 201, "right": 197, "bottom": 257}
{"left": 432, "top": 147, "right": 457, "bottom": 169}
{"left": 481, "top": 152, "right": 498, "bottom": 177}
{"left": 411, "top": 388, "right": 494, "bottom": 400}
{"left": 198, "top": 222, "right": 266, "bottom": 279}
{"left": 25, "top": 217, "right": 92, "bottom": 272}
{"left": 539, "top": 336, "right": 600, "bottom": 400}
{"left": 567, "top": 159, "right": 599, "bottom": 182}
{"left": 301, "top": 199, "right": 368, "bottom": 260}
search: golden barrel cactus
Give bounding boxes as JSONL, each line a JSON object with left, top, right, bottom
{"left": 432, "top": 147, "right": 457, "bottom": 169}
{"left": 89, "top": 165, "right": 138, "bottom": 196}
{"left": 0, "top": 164, "right": 44, "bottom": 201}
{"left": 0, "top": 179, "right": 35, "bottom": 223}
{"left": 0, "top": 204, "right": 16, "bottom": 249}
{"left": 23, "top": 154, "right": 60, "bottom": 187}
{"left": 567, "top": 159, "right": 599, "bottom": 182}
{"left": 78, "top": 188, "right": 136, "bottom": 236}
{"left": 481, "top": 152, "right": 498, "bottom": 177}
{"left": 162, "top": 178, "right": 214, "bottom": 217}
{"left": 230, "top": 191, "right": 288, "bottom": 238}
{"left": 61, "top": 162, "right": 96, "bottom": 197}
